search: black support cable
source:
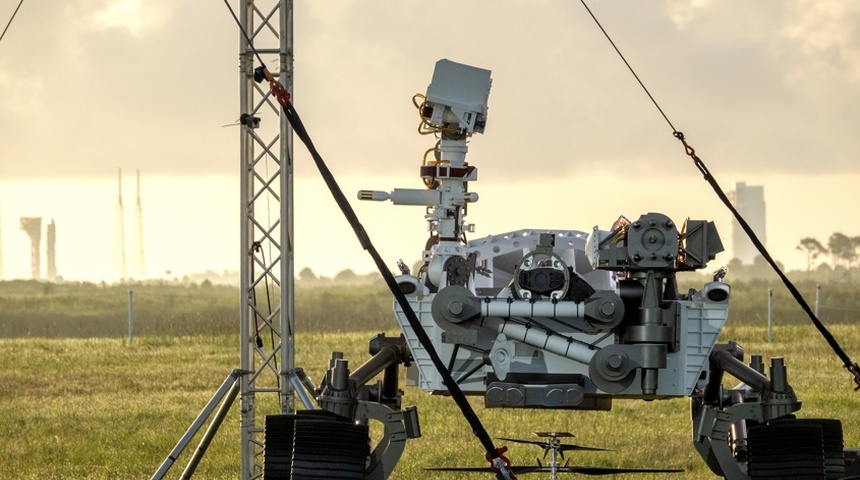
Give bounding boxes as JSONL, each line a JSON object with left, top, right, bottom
{"left": 0, "top": 0, "right": 25, "bottom": 45}
{"left": 677, "top": 133, "right": 860, "bottom": 388}
{"left": 578, "top": 0, "right": 860, "bottom": 390}
{"left": 281, "top": 100, "right": 516, "bottom": 474}
{"left": 578, "top": 0, "right": 676, "bottom": 133}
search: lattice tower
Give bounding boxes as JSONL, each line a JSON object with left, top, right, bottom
{"left": 131, "top": 170, "right": 145, "bottom": 279}
{"left": 113, "top": 169, "right": 126, "bottom": 282}
{"left": 237, "top": 1, "right": 295, "bottom": 478}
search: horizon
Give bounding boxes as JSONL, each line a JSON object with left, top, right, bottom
{"left": 0, "top": 171, "right": 854, "bottom": 283}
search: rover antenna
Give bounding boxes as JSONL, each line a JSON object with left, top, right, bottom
{"left": 131, "top": 170, "right": 144, "bottom": 279}
{"left": 113, "top": 168, "right": 125, "bottom": 281}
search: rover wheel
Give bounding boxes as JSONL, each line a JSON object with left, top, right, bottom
{"left": 772, "top": 418, "right": 845, "bottom": 480}
{"left": 265, "top": 410, "right": 370, "bottom": 480}
{"left": 265, "top": 414, "right": 297, "bottom": 480}
{"left": 747, "top": 420, "right": 825, "bottom": 479}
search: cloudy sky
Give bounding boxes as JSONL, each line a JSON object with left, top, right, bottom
{"left": 1, "top": 0, "right": 859, "bottom": 282}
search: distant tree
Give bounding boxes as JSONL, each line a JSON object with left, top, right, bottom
{"left": 750, "top": 254, "right": 775, "bottom": 279}
{"left": 852, "top": 236, "right": 860, "bottom": 268}
{"left": 726, "top": 257, "right": 744, "bottom": 274}
{"left": 828, "top": 233, "right": 855, "bottom": 268}
{"left": 298, "top": 267, "right": 317, "bottom": 282}
{"left": 797, "top": 237, "right": 827, "bottom": 271}
{"left": 334, "top": 268, "right": 357, "bottom": 283}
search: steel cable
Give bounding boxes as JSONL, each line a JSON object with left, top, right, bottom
{"left": 579, "top": 0, "right": 860, "bottom": 390}
{"left": 0, "top": 0, "right": 25, "bottom": 46}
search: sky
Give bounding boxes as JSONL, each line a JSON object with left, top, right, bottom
{"left": 1, "top": 0, "right": 860, "bottom": 282}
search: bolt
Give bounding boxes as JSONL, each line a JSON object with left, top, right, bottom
{"left": 599, "top": 301, "right": 616, "bottom": 317}
{"left": 607, "top": 354, "right": 624, "bottom": 370}
{"left": 448, "top": 301, "right": 463, "bottom": 316}
{"left": 648, "top": 235, "right": 658, "bottom": 244}
{"left": 494, "top": 349, "right": 509, "bottom": 364}
{"left": 665, "top": 220, "right": 674, "bottom": 229}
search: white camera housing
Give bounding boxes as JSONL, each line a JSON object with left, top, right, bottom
{"left": 424, "top": 59, "right": 492, "bottom": 134}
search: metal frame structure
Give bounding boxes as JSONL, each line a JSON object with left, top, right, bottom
{"left": 238, "top": 1, "right": 294, "bottom": 478}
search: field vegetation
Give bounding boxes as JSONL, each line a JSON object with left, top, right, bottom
{"left": 1, "top": 277, "right": 860, "bottom": 479}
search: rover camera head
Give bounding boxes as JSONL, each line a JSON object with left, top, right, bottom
{"left": 422, "top": 59, "right": 492, "bottom": 135}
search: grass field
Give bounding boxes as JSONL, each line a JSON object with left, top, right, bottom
{"left": 2, "top": 280, "right": 860, "bottom": 479}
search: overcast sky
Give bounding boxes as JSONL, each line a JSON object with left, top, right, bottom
{"left": 1, "top": 1, "right": 859, "bottom": 281}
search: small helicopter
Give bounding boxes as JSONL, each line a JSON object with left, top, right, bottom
{"left": 426, "top": 432, "right": 683, "bottom": 479}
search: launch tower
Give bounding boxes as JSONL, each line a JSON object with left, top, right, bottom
{"left": 19, "top": 217, "right": 41, "bottom": 280}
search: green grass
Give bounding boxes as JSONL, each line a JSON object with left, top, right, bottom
{"left": 0, "top": 280, "right": 393, "bottom": 338}
{"left": 3, "top": 277, "right": 859, "bottom": 340}
{"left": 2, "top": 325, "right": 860, "bottom": 479}
{"left": 2, "top": 280, "right": 860, "bottom": 478}
{"left": 0, "top": 280, "right": 240, "bottom": 338}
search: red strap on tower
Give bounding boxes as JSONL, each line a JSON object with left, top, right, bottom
{"left": 269, "top": 79, "right": 291, "bottom": 109}
{"left": 261, "top": 67, "right": 291, "bottom": 109}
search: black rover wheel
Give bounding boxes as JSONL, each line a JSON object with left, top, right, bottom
{"left": 265, "top": 410, "right": 370, "bottom": 480}
{"left": 747, "top": 417, "right": 845, "bottom": 480}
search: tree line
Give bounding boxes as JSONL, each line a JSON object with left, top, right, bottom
{"left": 797, "top": 233, "right": 860, "bottom": 270}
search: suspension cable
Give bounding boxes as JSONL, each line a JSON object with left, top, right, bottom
{"left": 275, "top": 76, "right": 515, "bottom": 479}
{"left": 578, "top": 0, "right": 860, "bottom": 390}
{"left": 0, "top": 0, "right": 25, "bottom": 45}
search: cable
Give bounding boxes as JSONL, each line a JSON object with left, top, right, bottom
{"left": 0, "top": 0, "right": 25, "bottom": 45}
{"left": 421, "top": 147, "right": 438, "bottom": 188}
{"left": 222, "top": 0, "right": 267, "bottom": 68}
{"left": 282, "top": 91, "right": 497, "bottom": 448}
{"left": 412, "top": 92, "right": 463, "bottom": 136}
{"left": 578, "top": 0, "right": 676, "bottom": 133}
{"left": 578, "top": 0, "right": 860, "bottom": 390}
{"left": 281, "top": 95, "right": 516, "bottom": 479}
{"left": 412, "top": 93, "right": 437, "bottom": 135}
{"left": 677, "top": 133, "right": 860, "bottom": 389}
{"left": 257, "top": 242, "right": 280, "bottom": 379}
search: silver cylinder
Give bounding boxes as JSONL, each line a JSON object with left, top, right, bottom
{"left": 479, "top": 317, "right": 597, "bottom": 364}
{"left": 480, "top": 299, "right": 586, "bottom": 319}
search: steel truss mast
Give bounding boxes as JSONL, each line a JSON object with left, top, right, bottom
{"left": 238, "top": 1, "right": 294, "bottom": 478}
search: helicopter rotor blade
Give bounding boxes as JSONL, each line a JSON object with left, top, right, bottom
{"left": 427, "top": 465, "right": 683, "bottom": 476}
{"left": 496, "top": 437, "right": 547, "bottom": 447}
{"left": 558, "top": 444, "right": 611, "bottom": 452}
{"left": 425, "top": 465, "right": 543, "bottom": 475}
{"left": 496, "top": 437, "right": 610, "bottom": 452}
{"left": 534, "top": 431, "right": 575, "bottom": 438}
{"left": 558, "top": 465, "right": 685, "bottom": 475}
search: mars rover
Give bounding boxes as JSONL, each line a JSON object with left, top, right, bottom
{"left": 259, "top": 59, "right": 855, "bottom": 479}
